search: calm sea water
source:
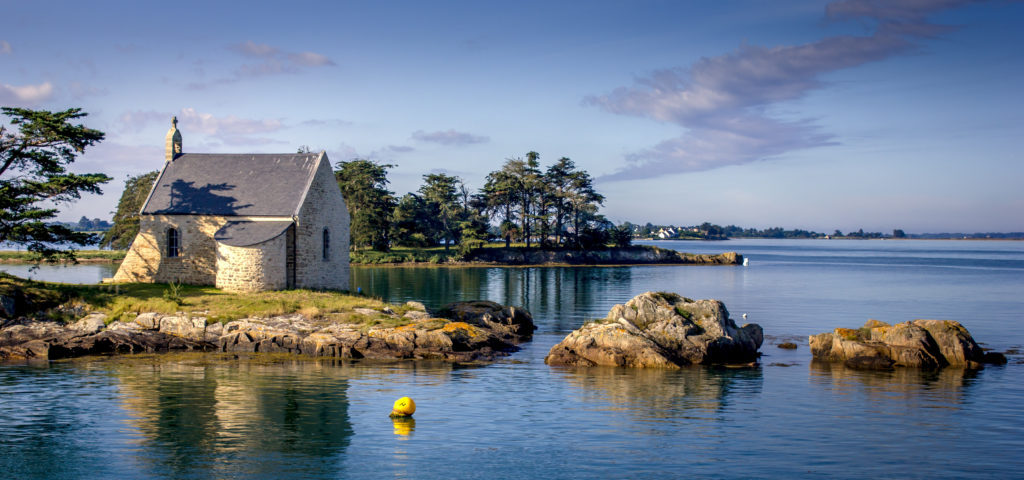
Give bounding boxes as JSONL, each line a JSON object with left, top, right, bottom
{"left": 2, "top": 239, "right": 1023, "bottom": 478}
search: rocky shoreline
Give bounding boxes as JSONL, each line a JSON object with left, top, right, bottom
{"left": 1, "top": 286, "right": 1012, "bottom": 372}
{"left": 0, "top": 300, "right": 535, "bottom": 363}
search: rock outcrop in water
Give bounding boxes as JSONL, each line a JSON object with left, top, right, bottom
{"left": 809, "top": 319, "right": 1007, "bottom": 369}
{"left": 544, "top": 292, "right": 763, "bottom": 368}
{"left": 0, "top": 301, "right": 535, "bottom": 362}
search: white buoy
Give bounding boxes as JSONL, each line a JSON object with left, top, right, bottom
{"left": 742, "top": 313, "right": 748, "bottom": 319}
{"left": 743, "top": 257, "right": 749, "bottom": 266}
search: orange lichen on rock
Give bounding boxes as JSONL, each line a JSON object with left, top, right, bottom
{"left": 863, "top": 319, "right": 890, "bottom": 329}
{"left": 834, "top": 328, "right": 861, "bottom": 341}
{"left": 441, "top": 321, "right": 478, "bottom": 337}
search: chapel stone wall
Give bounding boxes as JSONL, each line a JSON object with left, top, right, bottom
{"left": 215, "top": 233, "right": 287, "bottom": 292}
{"left": 294, "top": 159, "right": 350, "bottom": 290}
{"left": 112, "top": 215, "right": 226, "bottom": 285}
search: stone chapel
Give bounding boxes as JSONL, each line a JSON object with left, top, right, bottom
{"left": 111, "top": 118, "right": 350, "bottom": 292}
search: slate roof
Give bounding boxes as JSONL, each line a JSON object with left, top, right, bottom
{"left": 214, "top": 220, "right": 293, "bottom": 247}
{"left": 141, "top": 153, "right": 323, "bottom": 216}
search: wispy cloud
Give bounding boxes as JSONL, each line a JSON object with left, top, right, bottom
{"left": 329, "top": 142, "right": 364, "bottom": 162}
{"left": 0, "top": 81, "right": 54, "bottom": 105}
{"left": 298, "top": 118, "right": 352, "bottom": 128}
{"left": 412, "top": 129, "right": 490, "bottom": 146}
{"left": 69, "top": 82, "right": 108, "bottom": 100}
{"left": 587, "top": 0, "right": 983, "bottom": 181}
{"left": 118, "top": 108, "right": 285, "bottom": 145}
{"left": 288, "top": 51, "right": 334, "bottom": 66}
{"left": 188, "top": 41, "right": 336, "bottom": 89}
{"left": 0, "top": 41, "right": 11, "bottom": 55}
{"left": 230, "top": 40, "right": 279, "bottom": 57}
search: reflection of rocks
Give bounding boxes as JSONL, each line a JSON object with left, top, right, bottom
{"left": 545, "top": 292, "right": 763, "bottom": 368}
{"left": 810, "top": 360, "right": 978, "bottom": 405}
{"left": 0, "top": 301, "right": 534, "bottom": 362}
{"left": 558, "top": 365, "right": 762, "bottom": 416}
{"left": 809, "top": 319, "right": 1004, "bottom": 369}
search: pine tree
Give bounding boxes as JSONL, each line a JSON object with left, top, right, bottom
{"left": 0, "top": 107, "right": 110, "bottom": 262}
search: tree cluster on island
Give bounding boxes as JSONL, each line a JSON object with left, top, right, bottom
{"left": 334, "top": 152, "right": 631, "bottom": 257}
{"left": 51, "top": 216, "right": 112, "bottom": 233}
{"left": 102, "top": 149, "right": 630, "bottom": 256}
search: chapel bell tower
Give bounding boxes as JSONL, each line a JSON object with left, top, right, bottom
{"left": 165, "top": 116, "right": 182, "bottom": 162}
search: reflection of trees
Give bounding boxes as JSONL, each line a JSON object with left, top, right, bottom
{"left": 351, "top": 267, "right": 490, "bottom": 309}
{"left": 114, "top": 360, "right": 354, "bottom": 479}
{"left": 556, "top": 365, "right": 763, "bottom": 419}
{"left": 351, "top": 266, "right": 636, "bottom": 333}
{"left": 809, "top": 361, "right": 978, "bottom": 406}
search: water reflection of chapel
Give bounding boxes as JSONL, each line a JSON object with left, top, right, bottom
{"left": 111, "top": 118, "right": 350, "bottom": 292}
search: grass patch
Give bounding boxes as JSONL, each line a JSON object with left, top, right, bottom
{"left": 349, "top": 246, "right": 456, "bottom": 265}
{"left": 0, "top": 272, "right": 415, "bottom": 327}
{"left": 653, "top": 292, "right": 681, "bottom": 303}
{"left": 0, "top": 249, "right": 127, "bottom": 263}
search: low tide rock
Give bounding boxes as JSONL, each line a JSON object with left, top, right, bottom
{"left": 809, "top": 319, "right": 997, "bottom": 369}
{"left": 544, "top": 292, "right": 763, "bottom": 368}
{"left": 0, "top": 300, "right": 535, "bottom": 363}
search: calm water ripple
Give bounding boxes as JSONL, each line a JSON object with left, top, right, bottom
{"left": 2, "top": 240, "right": 1023, "bottom": 478}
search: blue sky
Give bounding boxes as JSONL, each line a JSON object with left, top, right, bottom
{"left": 2, "top": 0, "right": 1022, "bottom": 233}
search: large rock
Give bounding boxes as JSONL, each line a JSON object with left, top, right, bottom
{"left": 545, "top": 292, "right": 763, "bottom": 368}
{"left": 0, "top": 300, "right": 535, "bottom": 363}
{"left": 809, "top": 319, "right": 996, "bottom": 369}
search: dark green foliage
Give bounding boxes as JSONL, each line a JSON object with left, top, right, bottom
{"left": 0, "top": 107, "right": 111, "bottom": 262}
{"left": 481, "top": 167, "right": 519, "bottom": 247}
{"left": 480, "top": 153, "right": 608, "bottom": 250}
{"left": 418, "top": 173, "right": 464, "bottom": 251}
{"left": 335, "top": 159, "right": 396, "bottom": 251}
{"left": 610, "top": 223, "right": 633, "bottom": 248}
{"left": 328, "top": 149, "right": 614, "bottom": 255}
{"left": 101, "top": 170, "right": 159, "bottom": 249}
{"left": 390, "top": 193, "right": 432, "bottom": 247}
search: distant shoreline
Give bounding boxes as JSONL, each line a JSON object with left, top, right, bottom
{"left": 642, "top": 237, "right": 1024, "bottom": 242}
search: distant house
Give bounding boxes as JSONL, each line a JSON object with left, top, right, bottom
{"left": 657, "top": 228, "right": 676, "bottom": 239}
{"left": 111, "top": 118, "right": 350, "bottom": 292}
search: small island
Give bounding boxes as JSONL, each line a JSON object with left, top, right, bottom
{"left": 0, "top": 273, "right": 534, "bottom": 363}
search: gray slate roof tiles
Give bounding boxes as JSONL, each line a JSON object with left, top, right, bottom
{"left": 213, "top": 220, "right": 293, "bottom": 247}
{"left": 141, "top": 153, "right": 321, "bottom": 216}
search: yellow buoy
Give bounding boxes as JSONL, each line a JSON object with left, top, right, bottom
{"left": 390, "top": 396, "right": 416, "bottom": 417}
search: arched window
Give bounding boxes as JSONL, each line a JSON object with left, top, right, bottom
{"left": 167, "top": 228, "right": 180, "bottom": 258}
{"left": 322, "top": 228, "right": 330, "bottom": 261}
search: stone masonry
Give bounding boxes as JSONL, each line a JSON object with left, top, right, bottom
{"left": 110, "top": 118, "right": 350, "bottom": 292}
